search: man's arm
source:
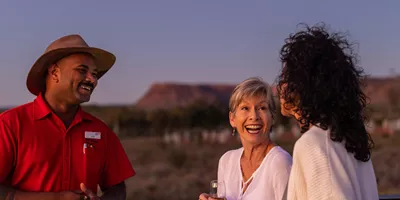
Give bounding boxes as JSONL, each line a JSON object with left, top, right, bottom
{"left": 14, "top": 190, "right": 60, "bottom": 200}
{"left": 0, "top": 116, "right": 61, "bottom": 200}
{"left": 100, "top": 182, "right": 126, "bottom": 200}
{"left": 0, "top": 115, "right": 17, "bottom": 200}
{"left": 97, "top": 129, "right": 135, "bottom": 200}
{"left": 0, "top": 184, "right": 16, "bottom": 200}
{"left": 0, "top": 116, "right": 78, "bottom": 200}
{"left": 0, "top": 185, "right": 63, "bottom": 200}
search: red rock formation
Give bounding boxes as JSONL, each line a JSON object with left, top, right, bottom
{"left": 135, "top": 83, "right": 236, "bottom": 110}
{"left": 134, "top": 76, "right": 400, "bottom": 110}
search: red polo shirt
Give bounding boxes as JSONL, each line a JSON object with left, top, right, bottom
{"left": 0, "top": 94, "right": 135, "bottom": 193}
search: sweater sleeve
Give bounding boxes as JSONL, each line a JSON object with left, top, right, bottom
{"left": 291, "top": 133, "right": 334, "bottom": 200}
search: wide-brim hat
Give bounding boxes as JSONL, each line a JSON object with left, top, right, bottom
{"left": 26, "top": 34, "right": 116, "bottom": 96}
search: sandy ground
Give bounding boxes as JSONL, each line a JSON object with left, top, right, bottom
{"left": 116, "top": 134, "right": 400, "bottom": 200}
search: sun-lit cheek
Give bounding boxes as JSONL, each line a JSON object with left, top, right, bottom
{"left": 261, "top": 111, "right": 272, "bottom": 124}
{"left": 234, "top": 114, "right": 246, "bottom": 122}
{"left": 233, "top": 112, "right": 248, "bottom": 126}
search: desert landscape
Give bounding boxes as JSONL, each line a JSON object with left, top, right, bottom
{"left": 1, "top": 1, "right": 399, "bottom": 199}
{"left": 88, "top": 75, "right": 399, "bottom": 200}
{"left": 1, "top": 76, "right": 399, "bottom": 199}
{"left": 119, "top": 133, "right": 399, "bottom": 200}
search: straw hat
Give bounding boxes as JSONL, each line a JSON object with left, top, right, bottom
{"left": 26, "top": 34, "right": 116, "bottom": 96}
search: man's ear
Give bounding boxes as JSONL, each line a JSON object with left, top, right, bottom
{"left": 48, "top": 64, "right": 60, "bottom": 82}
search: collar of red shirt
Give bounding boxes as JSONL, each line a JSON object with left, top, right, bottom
{"left": 33, "top": 93, "right": 94, "bottom": 122}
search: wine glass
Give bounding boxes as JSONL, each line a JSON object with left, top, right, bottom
{"left": 210, "top": 180, "right": 226, "bottom": 200}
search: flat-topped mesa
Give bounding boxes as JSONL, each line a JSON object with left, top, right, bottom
{"left": 134, "top": 82, "right": 237, "bottom": 110}
{"left": 134, "top": 76, "right": 400, "bottom": 110}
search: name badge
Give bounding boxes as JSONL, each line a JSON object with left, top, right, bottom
{"left": 85, "top": 131, "right": 101, "bottom": 139}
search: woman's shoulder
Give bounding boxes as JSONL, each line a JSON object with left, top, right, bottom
{"left": 268, "top": 146, "right": 293, "bottom": 168}
{"left": 294, "top": 126, "right": 329, "bottom": 154}
{"left": 299, "top": 126, "right": 328, "bottom": 143}
{"left": 257, "top": 146, "right": 292, "bottom": 182}
{"left": 271, "top": 146, "right": 292, "bottom": 157}
{"left": 219, "top": 147, "right": 243, "bottom": 164}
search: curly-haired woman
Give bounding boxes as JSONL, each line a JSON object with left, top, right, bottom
{"left": 277, "top": 23, "right": 379, "bottom": 200}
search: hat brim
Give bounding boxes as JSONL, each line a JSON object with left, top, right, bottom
{"left": 26, "top": 47, "right": 116, "bottom": 96}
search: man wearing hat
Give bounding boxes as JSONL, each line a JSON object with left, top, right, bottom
{"left": 0, "top": 35, "right": 135, "bottom": 199}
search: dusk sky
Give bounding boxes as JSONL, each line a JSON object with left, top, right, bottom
{"left": 0, "top": 1, "right": 399, "bottom": 106}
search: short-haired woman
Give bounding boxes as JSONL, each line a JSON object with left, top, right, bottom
{"left": 199, "top": 77, "right": 292, "bottom": 200}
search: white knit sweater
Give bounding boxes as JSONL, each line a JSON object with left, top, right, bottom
{"left": 287, "top": 126, "right": 379, "bottom": 200}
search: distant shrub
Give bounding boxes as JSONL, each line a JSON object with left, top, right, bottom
{"left": 167, "top": 148, "right": 188, "bottom": 169}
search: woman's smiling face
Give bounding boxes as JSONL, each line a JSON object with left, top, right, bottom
{"left": 230, "top": 95, "right": 273, "bottom": 146}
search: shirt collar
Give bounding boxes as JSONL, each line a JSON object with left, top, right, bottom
{"left": 33, "top": 93, "right": 93, "bottom": 121}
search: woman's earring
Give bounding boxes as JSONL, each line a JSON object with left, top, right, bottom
{"left": 232, "top": 128, "right": 236, "bottom": 136}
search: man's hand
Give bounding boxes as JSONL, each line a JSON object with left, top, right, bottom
{"left": 80, "top": 183, "right": 101, "bottom": 200}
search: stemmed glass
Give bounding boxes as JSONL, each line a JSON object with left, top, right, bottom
{"left": 209, "top": 180, "right": 226, "bottom": 200}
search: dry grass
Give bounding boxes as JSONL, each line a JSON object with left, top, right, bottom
{"left": 119, "top": 133, "right": 400, "bottom": 200}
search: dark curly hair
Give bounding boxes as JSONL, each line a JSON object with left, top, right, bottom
{"left": 277, "top": 23, "right": 374, "bottom": 162}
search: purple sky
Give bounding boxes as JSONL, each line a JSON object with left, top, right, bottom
{"left": 0, "top": 1, "right": 398, "bottom": 106}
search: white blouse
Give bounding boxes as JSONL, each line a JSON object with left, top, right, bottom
{"left": 218, "top": 146, "right": 293, "bottom": 200}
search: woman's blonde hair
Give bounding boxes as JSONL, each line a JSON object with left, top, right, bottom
{"left": 229, "top": 77, "right": 276, "bottom": 119}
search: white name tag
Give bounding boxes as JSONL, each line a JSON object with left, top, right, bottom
{"left": 85, "top": 131, "right": 101, "bottom": 139}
